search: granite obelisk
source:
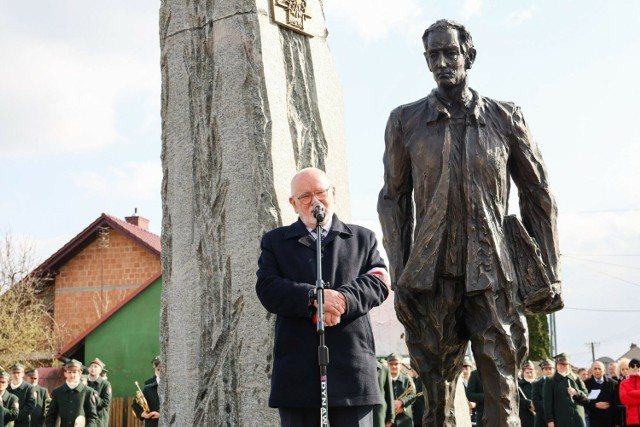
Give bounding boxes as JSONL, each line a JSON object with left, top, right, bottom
{"left": 160, "top": 0, "right": 350, "bottom": 424}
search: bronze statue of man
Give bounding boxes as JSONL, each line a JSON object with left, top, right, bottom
{"left": 378, "top": 19, "right": 561, "bottom": 427}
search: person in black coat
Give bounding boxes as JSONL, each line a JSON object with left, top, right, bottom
{"left": 132, "top": 358, "right": 161, "bottom": 426}
{"left": 543, "top": 353, "right": 588, "bottom": 427}
{"left": 584, "top": 361, "right": 620, "bottom": 427}
{"left": 1, "top": 371, "right": 19, "bottom": 427}
{"left": 465, "top": 369, "right": 484, "bottom": 427}
{"left": 518, "top": 361, "right": 537, "bottom": 427}
{"left": 25, "top": 369, "right": 50, "bottom": 427}
{"left": 532, "top": 359, "right": 555, "bottom": 427}
{"left": 256, "top": 168, "right": 390, "bottom": 427}
{"left": 87, "top": 358, "right": 111, "bottom": 427}
{"left": 374, "top": 359, "right": 395, "bottom": 427}
{"left": 45, "top": 360, "right": 98, "bottom": 427}
{"left": 7, "top": 364, "right": 35, "bottom": 427}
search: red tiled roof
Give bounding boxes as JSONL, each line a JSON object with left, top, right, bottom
{"left": 34, "top": 213, "right": 160, "bottom": 276}
{"left": 56, "top": 270, "right": 162, "bottom": 359}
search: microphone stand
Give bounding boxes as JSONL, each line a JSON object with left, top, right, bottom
{"left": 313, "top": 207, "right": 330, "bottom": 426}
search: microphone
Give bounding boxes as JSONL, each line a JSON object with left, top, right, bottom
{"left": 312, "top": 202, "right": 326, "bottom": 224}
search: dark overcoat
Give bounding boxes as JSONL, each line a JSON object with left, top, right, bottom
{"left": 29, "top": 385, "right": 49, "bottom": 427}
{"left": 256, "top": 216, "right": 389, "bottom": 408}
{"left": 543, "top": 372, "right": 588, "bottom": 427}
{"left": 374, "top": 360, "right": 394, "bottom": 427}
{"left": 518, "top": 378, "right": 535, "bottom": 427}
{"left": 531, "top": 377, "right": 547, "bottom": 427}
{"left": 87, "top": 377, "right": 111, "bottom": 427}
{"left": 465, "top": 370, "right": 484, "bottom": 427}
{"left": 7, "top": 382, "right": 35, "bottom": 427}
{"left": 584, "top": 376, "right": 620, "bottom": 427}
{"left": 1, "top": 391, "right": 19, "bottom": 426}
{"left": 45, "top": 382, "right": 98, "bottom": 427}
{"left": 391, "top": 373, "right": 415, "bottom": 427}
{"left": 131, "top": 378, "right": 159, "bottom": 427}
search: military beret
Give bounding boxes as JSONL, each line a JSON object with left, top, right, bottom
{"left": 90, "top": 358, "right": 105, "bottom": 369}
{"left": 64, "top": 359, "right": 83, "bottom": 370}
{"left": 554, "top": 353, "right": 571, "bottom": 364}
{"left": 539, "top": 359, "right": 554, "bottom": 368}
{"left": 10, "top": 363, "right": 26, "bottom": 371}
{"left": 522, "top": 361, "right": 535, "bottom": 370}
{"left": 386, "top": 353, "right": 401, "bottom": 362}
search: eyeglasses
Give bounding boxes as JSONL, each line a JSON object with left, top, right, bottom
{"left": 295, "top": 186, "right": 332, "bottom": 205}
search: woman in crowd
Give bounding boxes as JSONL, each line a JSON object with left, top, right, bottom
{"left": 618, "top": 358, "right": 631, "bottom": 381}
{"left": 619, "top": 358, "right": 640, "bottom": 427}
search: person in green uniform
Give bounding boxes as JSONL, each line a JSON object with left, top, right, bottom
{"left": 25, "top": 369, "right": 49, "bottom": 427}
{"left": 132, "top": 358, "right": 160, "bottom": 426}
{"left": 45, "top": 360, "right": 98, "bottom": 427}
{"left": 543, "top": 353, "right": 589, "bottom": 427}
{"left": 374, "top": 359, "right": 395, "bottom": 427}
{"left": 1, "top": 371, "right": 19, "bottom": 427}
{"left": 7, "top": 364, "right": 35, "bottom": 427}
{"left": 387, "top": 354, "right": 416, "bottom": 427}
{"left": 86, "top": 358, "right": 111, "bottom": 427}
{"left": 532, "top": 359, "right": 555, "bottom": 427}
{"left": 518, "top": 361, "right": 536, "bottom": 427}
{"left": 465, "top": 368, "right": 484, "bottom": 427}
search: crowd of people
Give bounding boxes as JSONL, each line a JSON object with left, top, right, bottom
{"left": 0, "top": 356, "right": 160, "bottom": 427}
{"left": 373, "top": 352, "right": 640, "bottom": 427}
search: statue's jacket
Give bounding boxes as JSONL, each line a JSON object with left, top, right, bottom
{"left": 378, "top": 89, "right": 560, "bottom": 294}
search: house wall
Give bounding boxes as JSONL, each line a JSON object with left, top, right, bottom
{"left": 84, "top": 277, "right": 161, "bottom": 397}
{"left": 53, "top": 228, "right": 160, "bottom": 345}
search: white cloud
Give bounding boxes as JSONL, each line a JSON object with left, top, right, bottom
{"left": 0, "top": 2, "right": 160, "bottom": 156}
{"left": 462, "top": 0, "right": 483, "bottom": 20}
{"left": 72, "top": 161, "right": 161, "bottom": 201}
{"left": 505, "top": 6, "right": 536, "bottom": 27}
{"left": 324, "top": 0, "right": 427, "bottom": 42}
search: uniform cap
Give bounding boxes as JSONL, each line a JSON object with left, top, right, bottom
{"left": 386, "top": 353, "right": 401, "bottom": 362}
{"left": 539, "top": 359, "right": 554, "bottom": 368}
{"left": 64, "top": 359, "right": 83, "bottom": 370}
{"left": 90, "top": 358, "right": 105, "bottom": 369}
{"left": 0, "top": 371, "right": 9, "bottom": 379}
{"left": 10, "top": 363, "right": 26, "bottom": 371}
{"left": 554, "top": 353, "right": 571, "bottom": 364}
{"left": 522, "top": 360, "right": 535, "bottom": 370}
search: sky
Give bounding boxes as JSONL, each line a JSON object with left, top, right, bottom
{"left": 1, "top": 0, "right": 640, "bottom": 369}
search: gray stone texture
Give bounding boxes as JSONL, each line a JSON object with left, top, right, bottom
{"left": 159, "top": 0, "right": 349, "bottom": 425}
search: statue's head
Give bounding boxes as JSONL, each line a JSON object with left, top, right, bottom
{"left": 422, "top": 20, "right": 476, "bottom": 89}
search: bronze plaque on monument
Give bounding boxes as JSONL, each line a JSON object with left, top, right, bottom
{"left": 271, "top": 0, "right": 313, "bottom": 37}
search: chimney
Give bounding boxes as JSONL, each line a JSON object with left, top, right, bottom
{"left": 125, "top": 208, "right": 150, "bottom": 231}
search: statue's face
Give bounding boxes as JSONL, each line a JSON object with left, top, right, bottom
{"left": 424, "top": 28, "right": 468, "bottom": 89}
